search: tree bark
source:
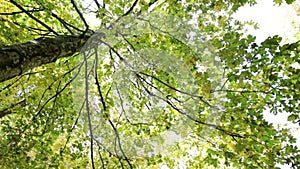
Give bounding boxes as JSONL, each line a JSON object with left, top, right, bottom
{"left": 0, "top": 35, "right": 90, "bottom": 82}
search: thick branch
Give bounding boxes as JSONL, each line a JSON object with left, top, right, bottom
{"left": 0, "top": 35, "right": 90, "bottom": 82}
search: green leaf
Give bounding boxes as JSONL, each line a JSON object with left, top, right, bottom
{"left": 285, "top": 0, "right": 295, "bottom": 4}
{"left": 287, "top": 114, "right": 297, "bottom": 122}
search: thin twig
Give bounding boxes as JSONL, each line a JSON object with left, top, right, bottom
{"left": 107, "top": 119, "right": 133, "bottom": 169}
{"left": 123, "top": 0, "right": 139, "bottom": 17}
{"left": 94, "top": 48, "right": 107, "bottom": 111}
{"left": 70, "top": 0, "right": 89, "bottom": 34}
{"left": 0, "top": 9, "right": 43, "bottom": 15}
{"left": 9, "top": 0, "right": 58, "bottom": 35}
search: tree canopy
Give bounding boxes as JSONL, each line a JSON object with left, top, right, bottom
{"left": 0, "top": 0, "right": 299, "bottom": 168}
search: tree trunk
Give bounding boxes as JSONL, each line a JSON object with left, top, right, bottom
{"left": 0, "top": 35, "right": 90, "bottom": 82}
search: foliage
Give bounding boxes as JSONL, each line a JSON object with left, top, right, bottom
{"left": 0, "top": 0, "right": 299, "bottom": 168}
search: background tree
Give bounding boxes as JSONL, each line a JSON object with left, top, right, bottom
{"left": 0, "top": 0, "right": 299, "bottom": 168}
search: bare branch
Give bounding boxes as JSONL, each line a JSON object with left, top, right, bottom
{"left": 123, "top": 0, "right": 139, "bottom": 17}
{"left": 70, "top": 0, "right": 89, "bottom": 34}
{"left": 94, "top": 0, "right": 102, "bottom": 9}
{"left": 51, "top": 12, "right": 84, "bottom": 33}
{"left": 94, "top": 48, "right": 107, "bottom": 111}
{"left": 0, "top": 9, "right": 43, "bottom": 15}
{"left": 9, "top": 0, "right": 58, "bottom": 35}
{"left": 107, "top": 119, "right": 133, "bottom": 169}
{"left": 0, "top": 99, "right": 26, "bottom": 118}
{"left": 12, "top": 21, "right": 48, "bottom": 32}
{"left": 51, "top": 13, "right": 74, "bottom": 34}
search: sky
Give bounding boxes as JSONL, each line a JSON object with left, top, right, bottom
{"left": 234, "top": 0, "right": 300, "bottom": 43}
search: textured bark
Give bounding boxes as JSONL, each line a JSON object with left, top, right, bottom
{"left": 0, "top": 35, "right": 90, "bottom": 82}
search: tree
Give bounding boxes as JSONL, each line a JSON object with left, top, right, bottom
{"left": 0, "top": 0, "right": 299, "bottom": 168}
